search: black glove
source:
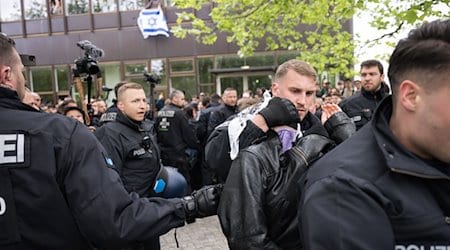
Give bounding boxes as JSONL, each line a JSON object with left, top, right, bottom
{"left": 258, "top": 97, "right": 300, "bottom": 128}
{"left": 182, "top": 184, "right": 223, "bottom": 223}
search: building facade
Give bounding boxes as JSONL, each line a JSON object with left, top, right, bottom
{"left": 0, "top": 0, "right": 351, "bottom": 105}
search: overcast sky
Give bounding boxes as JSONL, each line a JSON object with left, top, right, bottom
{"left": 352, "top": 15, "right": 402, "bottom": 74}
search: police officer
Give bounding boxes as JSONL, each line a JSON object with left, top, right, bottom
{"left": 339, "top": 59, "right": 390, "bottom": 130}
{"left": 0, "top": 33, "right": 221, "bottom": 249}
{"left": 97, "top": 81, "right": 126, "bottom": 126}
{"left": 155, "top": 90, "right": 200, "bottom": 190}
{"left": 300, "top": 19, "right": 450, "bottom": 249}
{"left": 95, "top": 82, "right": 162, "bottom": 198}
{"left": 207, "top": 88, "right": 238, "bottom": 136}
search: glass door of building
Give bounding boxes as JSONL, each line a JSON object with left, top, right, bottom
{"left": 219, "top": 76, "right": 243, "bottom": 96}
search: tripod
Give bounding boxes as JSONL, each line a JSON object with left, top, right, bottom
{"left": 73, "top": 71, "right": 103, "bottom": 126}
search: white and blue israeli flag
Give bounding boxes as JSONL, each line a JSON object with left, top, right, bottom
{"left": 137, "top": 6, "right": 170, "bottom": 38}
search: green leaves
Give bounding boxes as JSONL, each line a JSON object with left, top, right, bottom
{"left": 171, "top": 0, "right": 449, "bottom": 77}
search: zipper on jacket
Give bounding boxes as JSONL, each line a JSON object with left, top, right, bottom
{"left": 290, "top": 146, "right": 309, "bottom": 166}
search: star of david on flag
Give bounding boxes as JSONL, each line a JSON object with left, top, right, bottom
{"left": 137, "top": 6, "right": 170, "bottom": 38}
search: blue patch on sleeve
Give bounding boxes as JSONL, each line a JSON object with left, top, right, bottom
{"left": 103, "top": 154, "right": 114, "bottom": 167}
{"left": 153, "top": 179, "right": 166, "bottom": 193}
{"left": 106, "top": 157, "right": 113, "bottom": 166}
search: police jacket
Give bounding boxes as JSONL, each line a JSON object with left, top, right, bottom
{"left": 218, "top": 113, "right": 336, "bottom": 249}
{"left": 206, "top": 111, "right": 355, "bottom": 183}
{"left": 301, "top": 96, "right": 450, "bottom": 249}
{"left": 97, "top": 103, "right": 118, "bottom": 126}
{"left": 207, "top": 103, "right": 238, "bottom": 136}
{"left": 94, "top": 111, "right": 160, "bottom": 198}
{"left": 196, "top": 102, "right": 220, "bottom": 145}
{"left": 0, "top": 87, "right": 186, "bottom": 249}
{"left": 155, "top": 103, "right": 200, "bottom": 160}
{"left": 339, "top": 82, "right": 389, "bottom": 130}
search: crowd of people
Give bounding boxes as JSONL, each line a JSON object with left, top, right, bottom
{"left": 1, "top": 18, "right": 449, "bottom": 249}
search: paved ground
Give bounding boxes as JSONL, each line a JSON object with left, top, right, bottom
{"left": 160, "top": 216, "right": 229, "bottom": 250}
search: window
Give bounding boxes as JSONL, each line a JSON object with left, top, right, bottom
{"left": 30, "top": 67, "right": 53, "bottom": 92}
{"left": 171, "top": 76, "right": 196, "bottom": 101}
{"left": 25, "top": 0, "right": 48, "bottom": 20}
{"left": 98, "top": 62, "right": 120, "bottom": 103}
{"left": 199, "top": 84, "right": 215, "bottom": 96}
{"left": 55, "top": 65, "right": 70, "bottom": 92}
{"left": 66, "top": 0, "right": 90, "bottom": 15}
{"left": 119, "top": 0, "right": 145, "bottom": 11}
{"left": 125, "top": 61, "right": 148, "bottom": 76}
{"left": 30, "top": 67, "right": 53, "bottom": 104}
{"left": 50, "top": 0, "right": 64, "bottom": 15}
{"left": 197, "top": 57, "right": 213, "bottom": 84}
{"left": 248, "top": 75, "right": 272, "bottom": 94}
{"left": 163, "top": 0, "right": 175, "bottom": 7}
{"left": 92, "top": 0, "right": 117, "bottom": 13}
{"left": 245, "top": 54, "right": 274, "bottom": 67}
{"left": 0, "top": 0, "right": 21, "bottom": 22}
{"left": 169, "top": 59, "right": 194, "bottom": 73}
{"left": 216, "top": 55, "right": 244, "bottom": 69}
{"left": 150, "top": 59, "right": 167, "bottom": 85}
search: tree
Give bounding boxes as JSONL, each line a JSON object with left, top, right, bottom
{"left": 362, "top": 0, "right": 450, "bottom": 46}
{"left": 353, "top": 0, "right": 450, "bottom": 62}
{"left": 171, "top": 0, "right": 449, "bottom": 77}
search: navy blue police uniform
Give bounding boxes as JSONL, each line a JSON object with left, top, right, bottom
{"left": 0, "top": 87, "right": 186, "bottom": 249}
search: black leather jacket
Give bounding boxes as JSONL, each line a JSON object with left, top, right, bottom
{"left": 217, "top": 112, "right": 355, "bottom": 249}
{"left": 206, "top": 111, "right": 355, "bottom": 183}
{"left": 301, "top": 96, "right": 450, "bottom": 249}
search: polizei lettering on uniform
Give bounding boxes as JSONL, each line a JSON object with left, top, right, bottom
{"left": 396, "top": 245, "right": 450, "bottom": 250}
{"left": 133, "top": 148, "right": 146, "bottom": 157}
{"left": 0, "top": 134, "right": 24, "bottom": 164}
{"left": 157, "top": 110, "right": 175, "bottom": 117}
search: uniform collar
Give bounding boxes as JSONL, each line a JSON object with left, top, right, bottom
{"left": 372, "top": 96, "right": 450, "bottom": 179}
{"left": 168, "top": 103, "right": 182, "bottom": 109}
{"left": 115, "top": 110, "right": 143, "bottom": 131}
{"left": 361, "top": 82, "right": 390, "bottom": 100}
{"left": 0, "top": 86, "right": 40, "bottom": 112}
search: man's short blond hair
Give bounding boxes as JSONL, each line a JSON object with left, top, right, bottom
{"left": 274, "top": 59, "right": 317, "bottom": 82}
{"left": 117, "top": 82, "right": 143, "bottom": 101}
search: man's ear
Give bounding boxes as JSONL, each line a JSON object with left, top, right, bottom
{"left": 271, "top": 82, "right": 279, "bottom": 96}
{"left": 0, "top": 66, "right": 10, "bottom": 80}
{"left": 117, "top": 101, "right": 124, "bottom": 111}
{"left": 398, "top": 80, "right": 420, "bottom": 112}
{"left": 0, "top": 66, "right": 12, "bottom": 87}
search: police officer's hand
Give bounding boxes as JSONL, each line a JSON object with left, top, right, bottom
{"left": 258, "top": 97, "right": 300, "bottom": 128}
{"left": 182, "top": 184, "right": 223, "bottom": 224}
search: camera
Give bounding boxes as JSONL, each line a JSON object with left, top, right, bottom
{"left": 144, "top": 71, "right": 161, "bottom": 85}
{"left": 74, "top": 40, "right": 104, "bottom": 75}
